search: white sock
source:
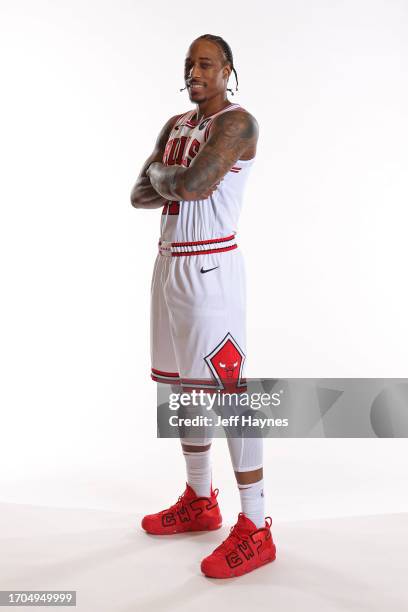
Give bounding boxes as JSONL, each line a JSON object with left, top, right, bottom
{"left": 238, "top": 478, "right": 265, "bottom": 528}
{"left": 182, "top": 448, "right": 212, "bottom": 497}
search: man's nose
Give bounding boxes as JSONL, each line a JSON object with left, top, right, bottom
{"left": 189, "top": 64, "right": 202, "bottom": 80}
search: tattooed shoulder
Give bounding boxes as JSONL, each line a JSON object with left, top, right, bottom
{"left": 181, "top": 110, "right": 258, "bottom": 198}
{"left": 212, "top": 110, "right": 259, "bottom": 143}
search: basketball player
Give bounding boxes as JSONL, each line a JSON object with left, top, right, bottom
{"left": 130, "top": 34, "right": 276, "bottom": 578}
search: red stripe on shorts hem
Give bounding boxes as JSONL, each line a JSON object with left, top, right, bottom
{"left": 151, "top": 368, "right": 180, "bottom": 384}
{"left": 151, "top": 375, "right": 180, "bottom": 384}
{"left": 152, "top": 368, "right": 180, "bottom": 377}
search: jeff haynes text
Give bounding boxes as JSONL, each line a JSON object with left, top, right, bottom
{"left": 169, "top": 415, "right": 289, "bottom": 428}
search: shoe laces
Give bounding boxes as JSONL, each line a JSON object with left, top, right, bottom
{"left": 214, "top": 513, "right": 271, "bottom": 554}
{"left": 163, "top": 490, "right": 188, "bottom": 514}
{"left": 163, "top": 486, "right": 216, "bottom": 515}
{"left": 214, "top": 523, "right": 244, "bottom": 554}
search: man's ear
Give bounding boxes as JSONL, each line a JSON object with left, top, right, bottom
{"left": 223, "top": 66, "right": 232, "bottom": 81}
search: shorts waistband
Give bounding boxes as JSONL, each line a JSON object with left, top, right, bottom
{"left": 158, "top": 234, "right": 237, "bottom": 257}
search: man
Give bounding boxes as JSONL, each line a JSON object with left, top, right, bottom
{"left": 130, "top": 34, "right": 276, "bottom": 578}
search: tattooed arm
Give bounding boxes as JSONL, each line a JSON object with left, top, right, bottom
{"left": 146, "top": 111, "right": 259, "bottom": 202}
{"left": 130, "top": 114, "right": 181, "bottom": 209}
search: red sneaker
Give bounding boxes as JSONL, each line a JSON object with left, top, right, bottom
{"left": 201, "top": 513, "right": 276, "bottom": 578}
{"left": 141, "top": 483, "right": 222, "bottom": 535}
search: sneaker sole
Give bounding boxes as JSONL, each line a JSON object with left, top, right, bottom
{"left": 143, "top": 522, "right": 223, "bottom": 535}
{"left": 202, "top": 553, "right": 276, "bottom": 579}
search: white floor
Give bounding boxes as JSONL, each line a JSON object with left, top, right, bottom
{"left": 1, "top": 440, "right": 408, "bottom": 611}
{"left": 0, "top": 500, "right": 407, "bottom": 612}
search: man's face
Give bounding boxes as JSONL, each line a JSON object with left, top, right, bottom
{"left": 184, "top": 40, "right": 230, "bottom": 103}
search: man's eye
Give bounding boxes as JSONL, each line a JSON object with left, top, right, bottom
{"left": 184, "top": 63, "right": 211, "bottom": 70}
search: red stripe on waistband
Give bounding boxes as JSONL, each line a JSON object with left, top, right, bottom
{"left": 171, "top": 244, "right": 237, "bottom": 257}
{"left": 169, "top": 234, "right": 235, "bottom": 248}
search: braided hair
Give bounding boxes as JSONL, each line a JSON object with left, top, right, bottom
{"left": 194, "top": 34, "right": 239, "bottom": 95}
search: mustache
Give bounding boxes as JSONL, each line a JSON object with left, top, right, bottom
{"left": 179, "top": 82, "right": 207, "bottom": 92}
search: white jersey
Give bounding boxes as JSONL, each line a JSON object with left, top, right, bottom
{"left": 160, "top": 102, "right": 255, "bottom": 243}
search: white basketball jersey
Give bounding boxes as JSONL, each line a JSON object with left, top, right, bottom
{"left": 160, "top": 102, "right": 255, "bottom": 242}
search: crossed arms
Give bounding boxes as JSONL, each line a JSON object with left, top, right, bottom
{"left": 130, "top": 110, "right": 258, "bottom": 208}
{"left": 130, "top": 114, "right": 181, "bottom": 209}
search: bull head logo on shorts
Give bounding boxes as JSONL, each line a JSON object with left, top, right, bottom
{"left": 219, "top": 359, "right": 239, "bottom": 379}
{"left": 204, "top": 333, "right": 246, "bottom": 391}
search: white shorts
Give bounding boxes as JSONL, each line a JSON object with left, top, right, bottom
{"left": 150, "top": 235, "right": 246, "bottom": 391}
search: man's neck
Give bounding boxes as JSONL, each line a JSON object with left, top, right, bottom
{"left": 193, "top": 98, "right": 232, "bottom": 122}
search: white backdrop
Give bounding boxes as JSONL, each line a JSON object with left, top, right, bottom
{"left": 0, "top": 0, "right": 407, "bottom": 522}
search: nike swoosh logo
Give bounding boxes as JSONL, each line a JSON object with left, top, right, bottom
{"left": 200, "top": 266, "right": 219, "bottom": 274}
